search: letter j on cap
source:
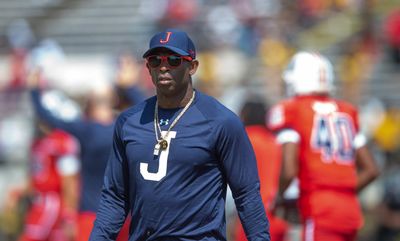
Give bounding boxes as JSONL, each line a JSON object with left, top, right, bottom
{"left": 160, "top": 32, "right": 172, "bottom": 43}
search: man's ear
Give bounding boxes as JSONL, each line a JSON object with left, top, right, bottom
{"left": 145, "top": 63, "right": 151, "bottom": 73}
{"left": 189, "top": 60, "right": 199, "bottom": 75}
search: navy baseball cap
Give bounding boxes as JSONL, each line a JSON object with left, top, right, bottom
{"left": 142, "top": 29, "right": 196, "bottom": 59}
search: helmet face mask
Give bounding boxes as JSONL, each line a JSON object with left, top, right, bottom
{"left": 282, "top": 51, "right": 334, "bottom": 96}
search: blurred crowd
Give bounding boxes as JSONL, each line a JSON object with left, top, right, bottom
{"left": 0, "top": 0, "right": 399, "bottom": 240}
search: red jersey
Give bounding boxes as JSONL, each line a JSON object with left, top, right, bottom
{"left": 246, "top": 126, "right": 281, "bottom": 209}
{"left": 30, "top": 129, "right": 79, "bottom": 194}
{"left": 268, "top": 95, "right": 363, "bottom": 231}
{"left": 20, "top": 129, "right": 80, "bottom": 241}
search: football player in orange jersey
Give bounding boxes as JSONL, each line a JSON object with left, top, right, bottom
{"left": 267, "top": 51, "right": 379, "bottom": 241}
{"left": 234, "top": 99, "right": 289, "bottom": 241}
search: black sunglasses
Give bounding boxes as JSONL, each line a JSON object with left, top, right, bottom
{"left": 146, "top": 55, "right": 193, "bottom": 68}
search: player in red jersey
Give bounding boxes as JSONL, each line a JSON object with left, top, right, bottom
{"left": 267, "top": 51, "right": 379, "bottom": 241}
{"left": 19, "top": 123, "right": 80, "bottom": 241}
{"left": 234, "top": 99, "right": 288, "bottom": 241}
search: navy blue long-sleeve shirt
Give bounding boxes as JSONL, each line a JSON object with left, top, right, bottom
{"left": 90, "top": 91, "right": 270, "bottom": 241}
{"left": 30, "top": 87, "right": 146, "bottom": 213}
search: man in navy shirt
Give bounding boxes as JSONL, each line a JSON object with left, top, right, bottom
{"left": 90, "top": 29, "right": 270, "bottom": 241}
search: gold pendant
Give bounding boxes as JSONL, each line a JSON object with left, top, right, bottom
{"left": 159, "top": 139, "right": 168, "bottom": 150}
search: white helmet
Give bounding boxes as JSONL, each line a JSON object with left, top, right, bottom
{"left": 283, "top": 51, "right": 334, "bottom": 96}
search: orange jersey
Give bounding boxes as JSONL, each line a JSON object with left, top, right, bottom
{"left": 246, "top": 125, "right": 281, "bottom": 209}
{"left": 268, "top": 95, "right": 362, "bottom": 231}
{"left": 234, "top": 126, "right": 288, "bottom": 241}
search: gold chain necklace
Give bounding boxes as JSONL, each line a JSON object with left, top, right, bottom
{"left": 153, "top": 90, "right": 196, "bottom": 155}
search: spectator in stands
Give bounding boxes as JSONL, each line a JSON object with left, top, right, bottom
{"left": 5, "top": 19, "right": 34, "bottom": 90}
{"left": 385, "top": 8, "right": 400, "bottom": 66}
